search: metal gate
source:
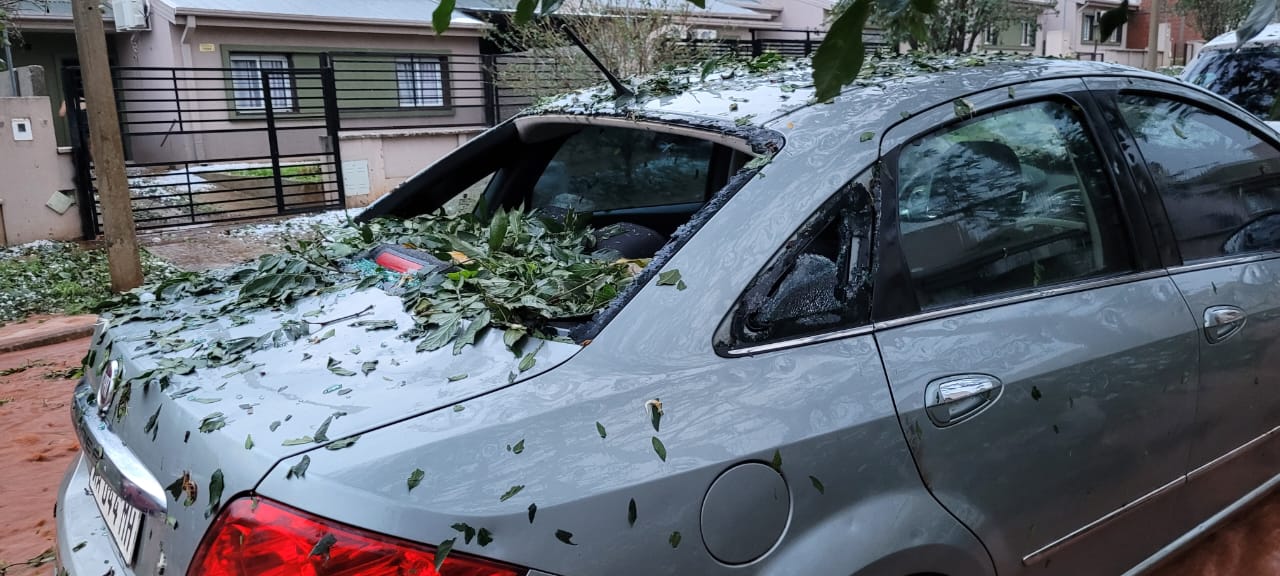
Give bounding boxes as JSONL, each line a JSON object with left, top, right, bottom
{"left": 65, "top": 64, "right": 346, "bottom": 235}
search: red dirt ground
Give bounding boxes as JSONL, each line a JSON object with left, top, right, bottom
{"left": 0, "top": 336, "right": 1277, "bottom": 575}
{"left": 0, "top": 338, "right": 85, "bottom": 576}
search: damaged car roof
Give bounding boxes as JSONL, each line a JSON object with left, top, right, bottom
{"left": 529, "top": 54, "right": 1160, "bottom": 128}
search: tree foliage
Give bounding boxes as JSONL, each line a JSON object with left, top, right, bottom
{"left": 1173, "top": 0, "right": 1253, "bottom": 39}
{"left": 847, "top": 0, "right": 1047, "bottom": 53}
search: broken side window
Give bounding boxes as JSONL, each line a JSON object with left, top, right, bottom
{"left": 717, "top": 169, "right": 876, "bottom": 352}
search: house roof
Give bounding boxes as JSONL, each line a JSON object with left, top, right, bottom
{"left": 153, "top": 0, "right": 485, "bottom": 28}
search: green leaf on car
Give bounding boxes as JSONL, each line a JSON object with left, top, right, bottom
{"left": 669, "top": 531, "right": 682, "bottom": 548}
{"left": 555, "top": 529, "right": 576, "bottom": 545}
{"left": 434, "top": 538, "right": 456, "bottom": 572}
{"left": 628, "top": 498, "right": 637, "bottom": 527}
{"left": 286, "top": 455, "right": 311, "bottom": 479}
{"left": 452, "top": 522, "right": 477, "bottom": 545}
{"left": 771, "top": 449, "right": 783, "bottom": 472}
{"left": 448, "top": 373, "right": 468, "bottom": 382}
{"left": 205, "top": 469, "right": 224, "bottom": 519}
{"left": 518, "top": 352, "right": 536, "bottom": 373}
{"left": 652, "top": 437, "right": 667, "bottom": 462}
{"left": 510, "top": 439, "right": 525, "bottom": 454}
{"left": 199, "top": 412, "right": 226, "bottom": 434}
{"left": 477, "top": 527, "right": 494, "bottom": 547}
{"left": 528, "top": 503, "right": 538, "bottom": 523}
{"left": 859, "top": 131, "right": 874, "bottom": 142}
{"left": 282, "top": 435, "right": 314, "bottom": 446}
{"left": 244, "top": 434, "right": 254, "bottom": 450}
{"left": 408, "top": 468, "right": 425, "bottom": 492}
{"left": 596, "top": 422, "right": 607, "bottom": 439}
{"left": 309, "top": 533, "right": 337, "bottom": 559}
{"left": 500, "top": 485, "right": 525, "bottom": 502}
{"left": 326, "top": 435, "right": 360, "bottom": 450}
{"left": 361, "top": 361, "right": 378, "bottom": 376}
{"left": 810, "top": 475, "right": 826, "bottom": 495}
{"left": 143, "top": 405, "right": 161, "bottom": 441}
{"left": 656, "top": 269, "right": 685, "bottom": 290}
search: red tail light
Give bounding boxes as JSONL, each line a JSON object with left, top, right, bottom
{"left": 189, "top": 497, "right": 525, "bottom": 576}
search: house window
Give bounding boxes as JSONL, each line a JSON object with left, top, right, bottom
{"left": 1022, "top": 22, "right": 1036, "bottom": 46}
{"left": 229, "top": 53, "right": 294, "bottom": 112}
{"left": 986, "top": 27, "right": 1000, "bottom": 45}
{"left": 396, "top": 56, "right": 446, "bottom": 108}
{"left": 1082, "top": 12, "right": 1122, "bottom": 43}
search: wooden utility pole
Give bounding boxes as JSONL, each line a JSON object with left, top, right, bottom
{"left": 1145, "top": 0, "right": 1162, "bottom": 70}
{"left": 71, "top": 0, "right": 142, "bottom": 291}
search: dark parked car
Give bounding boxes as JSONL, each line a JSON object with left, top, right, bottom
{"left": 57, "top": 55, "right": 1280, "bottom": 576}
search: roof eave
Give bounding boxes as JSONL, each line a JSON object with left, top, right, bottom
{"left": 166, "top": 7, "right": 489, "bottom": 31}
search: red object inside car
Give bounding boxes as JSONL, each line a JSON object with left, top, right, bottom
{"left": 189, "top": 497, "right": 524, "bottom": 576}
{"left": 373, "top": 251, "right": 425, "bottom": 274}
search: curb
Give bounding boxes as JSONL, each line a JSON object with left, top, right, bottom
{"left": 0, "top": 317, "right": 98, "bottom": 355}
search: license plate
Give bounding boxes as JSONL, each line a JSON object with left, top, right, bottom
{"left": 89, "top": 467, "right": 143, "bottom": 565}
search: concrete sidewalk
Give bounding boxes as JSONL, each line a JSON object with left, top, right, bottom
{"left": 0, "top": 315, "right": 98, "bottom": 354}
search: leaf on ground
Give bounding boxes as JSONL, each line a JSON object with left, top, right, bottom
{"left": 809, "top": 475, "right": 825, "bottom": 494}
{"left": 500, "top": 484, "right": 525, "bottom": 502}
{"left": 652, "top": 437, "right": 667, "bottom": 461}
{"left": 627, "top": 498, "right": 637, "bottom": 527}
{"left": 596, "top": 421, "right": 607, "bottom": 439}
{"left": 286, "top": 455, "right": 311, "bottom": 479}
{"left": 408, "top": 468, "right": 425, "bottom": 492}
{"left": 555, "top": 529, "right": 576, "bottom": 545}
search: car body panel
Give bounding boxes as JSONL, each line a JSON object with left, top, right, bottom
{"left": 258, "top": 106, "right": 989, "bottom": 573}
{"left": 1171, "top": 259, "right": 1280, "bottom": 523}
{"left": 875, "top": 76, "right": 1202, "bottom": 575}
{"left": 55, "top": 58, "right": 1280, "bottom": 576}
{"left": 68, "top": 287, "right": 576, "bottom": 575}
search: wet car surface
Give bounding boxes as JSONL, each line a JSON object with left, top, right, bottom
{"left": 57, "top": 55, "right": 1280, "bottom": 576}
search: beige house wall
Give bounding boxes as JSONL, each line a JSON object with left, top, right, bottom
{"left": 339, "top": 128, "right": 483, "bottom": 205}
{"left": 0, "top": 97, "right": 81, "bottom": 246}
{"left": 112, "top": 21, "right": 487, "bottom": 166}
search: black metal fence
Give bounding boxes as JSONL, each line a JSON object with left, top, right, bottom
{"left": 66, "top": 36, "right": 865, "bottom": 234}
{"left": 65, "top": 65, "right": 345, "bottom": 235}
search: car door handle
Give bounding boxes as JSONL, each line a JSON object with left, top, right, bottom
{"left": 925, "top": 375, "right": 1003, "bottom": 427}
{"left": 1204, "top": 305, "right": 1247, "bottom": 344}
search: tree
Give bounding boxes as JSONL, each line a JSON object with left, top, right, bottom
{"left": 440, "top": 0, "right": 1273, "bottom": 101}
{"left": 486, "top": 0, "right": 704, "bottom": 99}
{"left": 850, "top": 0, "right": 1047, "bottom": 52}
{"left": 1174, "top": 0, "right": 1254, "bottom": 39}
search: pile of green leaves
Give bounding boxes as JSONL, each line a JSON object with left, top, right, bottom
{"left": 0, "top": 241, "right": 180, "bottom": 325}
{"left": 109, "top": 208, "right": 638, "bottom": 352}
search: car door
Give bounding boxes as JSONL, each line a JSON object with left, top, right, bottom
{"left": 874, "top": 79, "right": 1202, "bottom": 576}
{"left": 1091, "top": 77, "right": 1280, "bottom": 527}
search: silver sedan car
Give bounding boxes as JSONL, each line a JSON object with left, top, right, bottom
{"left": 56, "top": 57, "right": 1280, "bottom": 576}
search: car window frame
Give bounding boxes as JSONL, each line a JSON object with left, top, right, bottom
{"left": 873, "top": 78, "right": 1158, "bottom": 325}
{"left": 714, "top": 167, "right": 879, "bottom": 357}
{"left": 1096, "top": 78, "right": 1280, "bottom": 267}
